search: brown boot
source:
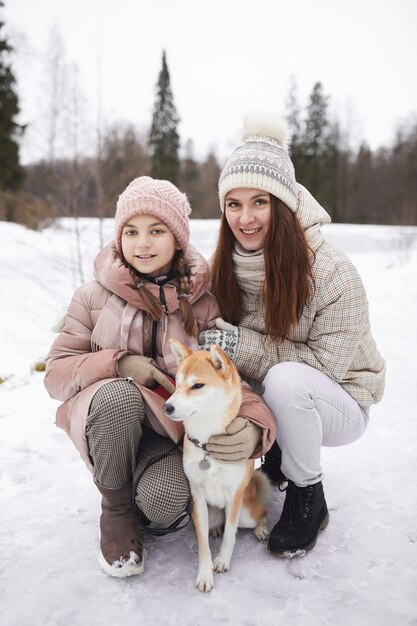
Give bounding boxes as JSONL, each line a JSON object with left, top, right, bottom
{"left": 96, "top": 483, "right": 145, "bottom": 577}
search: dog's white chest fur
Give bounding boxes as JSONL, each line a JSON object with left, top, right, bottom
{"left": 184, "top": 447, "right": 246, "bottom": 509}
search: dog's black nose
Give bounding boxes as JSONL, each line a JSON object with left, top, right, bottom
{"left": 164, "top": 403, "right": 174, "bottom": 415}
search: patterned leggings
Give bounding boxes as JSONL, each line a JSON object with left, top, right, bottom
{"left": 86, "top": 379, "right": 190, "bottom": 526}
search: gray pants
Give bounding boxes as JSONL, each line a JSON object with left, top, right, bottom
{"left": 86, "top": 379, "right": 190, "bottom": 527}
{"left": 263, "top": 362, "right": 369, "bottom": 487}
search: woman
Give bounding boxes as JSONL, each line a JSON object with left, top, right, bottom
{"left": 44, "top": 176, "right": 276, "bottom": 577}
{"left": 198, "top": 113, "right": 386, "bottom": 557}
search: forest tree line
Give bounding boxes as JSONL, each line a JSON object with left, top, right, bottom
{"left": 1, "top": 6, "right": 416, "bottom": 229}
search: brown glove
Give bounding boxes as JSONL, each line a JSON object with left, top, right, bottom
{"left": 117, "top": 355, "right": 175, "bottom": 394}
{"left": 206, "top": 417, "right": 262, "bottom": 462}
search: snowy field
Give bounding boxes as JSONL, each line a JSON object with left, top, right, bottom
{"left": 1, "top": 218, "right": 416, "bottom": 626}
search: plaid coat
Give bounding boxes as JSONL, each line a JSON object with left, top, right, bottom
{"left": 233, "top": 185, "right": 386, "bottom": 407}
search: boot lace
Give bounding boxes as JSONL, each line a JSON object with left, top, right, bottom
{"left": 282, "top": 483, "right": 314, "bottom": 526}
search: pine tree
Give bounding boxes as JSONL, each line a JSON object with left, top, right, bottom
{"left": 321, "top": 121, "right": 348, "bottom": 222}
{"left": 179, "top": 139, "right": 201, "bottom": 214}
{"left": 0, "top": 1, "right": 25, "bottom": 192}
{"left": 198, "top": 152, "right": 221, "bottom": 218}
{"left": 148, "top": 51, "right": 180, "bottom": 184}
{"left": 285, "top": 76, "right": 304, "bottom": 173}
{"left": 349, "top": 142, "right": 374, "bottom": 223}
{"left": 303, "top": 82, "right": 330, "bottom": 200}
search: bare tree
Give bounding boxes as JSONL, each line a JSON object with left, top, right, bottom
{"left": 40, "top": 28, "right": 96, "bottom": 284}
{"left": 93, "top": 33, "right": 105, "bottom": 249}
{"left": 43, "top": 26, "right": 68, "bottom": 209}
{"left": 62, "top": 62, "right": 94, "bottom": 284}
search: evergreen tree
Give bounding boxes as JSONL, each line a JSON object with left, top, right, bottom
{"left": 390, "top": 123, "right": 417, "bottom": 224}
{"left": 148, "top": 51, "right": 180, "bottom": 184}
{"left": 321, "top": 121, "right": 350, "bottom": 222}
{"left": 179, "top": 139, "right": 201, "bottom": 214}
{"left": 285, "top": 75, "right": 304, "bottom": 176}
{"left": 198, "top": 151, "right": 221, "bottom": 218}
{"left": 302, "top": 82, "right": 330, "bottom": 200}
{"left": 349, "top": 142, "right": 374, "bottom": 223}
{"left": 0, "top": 1, "right": 25, "bottom": 193}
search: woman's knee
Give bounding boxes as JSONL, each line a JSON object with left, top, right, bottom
{"left": 264, "top": 362, "right": 308, "bottom": 401}
{"left": 263, "top": 362, "right": 322, "bottom": 426}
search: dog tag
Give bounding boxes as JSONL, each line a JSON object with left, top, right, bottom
{"left": 199, "top": 458, "right": 211, "bottom": 470}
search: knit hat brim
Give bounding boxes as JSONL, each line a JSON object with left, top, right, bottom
{"left": 219, "top": 168, "right": 298, "bottom": 213}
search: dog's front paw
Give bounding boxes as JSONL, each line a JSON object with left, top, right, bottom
{"left": 254, "top": 516, "right": 269, "bottom": 543}
{"left": 196, "top": 570, "right": 214, "bottom": 593}
{"left": 213, "top": 556, "right": 230, "bottom": 573}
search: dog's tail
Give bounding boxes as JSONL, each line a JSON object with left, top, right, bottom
{"left": 253, "top": 469, "right": 272, "bottom": 506}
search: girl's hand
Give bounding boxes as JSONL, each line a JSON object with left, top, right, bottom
{"left": 117, "top": 355, "right": 175, "bottom": 394}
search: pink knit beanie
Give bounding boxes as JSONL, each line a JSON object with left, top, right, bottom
{"left": 114, "top": 176, "right": 192, "bottom": 254}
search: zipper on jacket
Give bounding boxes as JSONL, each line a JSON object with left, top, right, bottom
{"left": 151, "top": 284, "right": 168, "bottom": 360}
{"left": 151, "top": 320, "right": 158, "bottom": 360}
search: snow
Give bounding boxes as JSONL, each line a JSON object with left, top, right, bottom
{"left": 1, "top": 218, "right": 417, "bottom": 626}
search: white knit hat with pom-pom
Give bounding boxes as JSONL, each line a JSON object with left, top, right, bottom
{"left": 218, "top": 112, "right": 298, "bottom": 212}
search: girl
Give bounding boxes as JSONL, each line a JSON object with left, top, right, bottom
{"left": 198, "top": 114, "right": 386, "bottom": 557}
{"left": 44, "top": 176, "right": 276, "bottom": 578}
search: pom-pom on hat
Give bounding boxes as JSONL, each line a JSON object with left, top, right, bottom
{"left": 218, "top": 112, "right": 298, "bottom": 213}
{"left": 114, "top": 176, "right": 192, "bottom": 255}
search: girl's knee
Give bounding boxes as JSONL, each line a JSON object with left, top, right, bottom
{"left": 135, "top": 473, "right": 190, "bottom": 525}
{"left": 88, "top": 379, "right": 144, "bottom": 424}
{"left": 133, "top": 445, "right": 190, "bottom": 525}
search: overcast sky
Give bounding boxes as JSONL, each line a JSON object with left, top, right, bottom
{"left": 4, "top": 0, "right": 417, "bottom": 165}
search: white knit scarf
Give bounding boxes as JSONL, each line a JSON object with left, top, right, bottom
{"left": 232, "top": 243, "right": 265, "bottom": 294}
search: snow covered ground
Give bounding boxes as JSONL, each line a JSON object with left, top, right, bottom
{"left": 1, "top": 218, "right": 416, "bottom": 626}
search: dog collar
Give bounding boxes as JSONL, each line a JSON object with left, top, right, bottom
{"left": 187, "top": 435, "right": 211, "bottom": 470}
{"left": 187, "top": 434, "right": 207, "bottom": 450}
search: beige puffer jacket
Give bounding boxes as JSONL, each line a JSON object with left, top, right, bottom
{"left": 45, "top": 242, "right": 276, "bottom": 473}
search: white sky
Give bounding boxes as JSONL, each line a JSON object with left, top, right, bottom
{"left": 4, "top": 0, "right": 417, "bottom": 164}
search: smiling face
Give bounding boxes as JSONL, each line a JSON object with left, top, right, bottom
{"left": 121, "top": 214, "right": 179, "bottom": 277}
{"left": 224, "top": 188, "right": 272, "bottom": 251}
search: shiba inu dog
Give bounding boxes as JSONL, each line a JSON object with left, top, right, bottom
{"left": 164, "top": 339, "right": 270, "bottom": 593}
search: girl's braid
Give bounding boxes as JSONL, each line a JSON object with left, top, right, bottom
{"left": 173, "top": 252, "right": 197, "bottom": 337}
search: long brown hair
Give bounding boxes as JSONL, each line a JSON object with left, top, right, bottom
{"left": 210, "top": 195, "right": 314, "bottom": 342}
{"left": 129, "top": 251, "right": 198, "bottom": 337}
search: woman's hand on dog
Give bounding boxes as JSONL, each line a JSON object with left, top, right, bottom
{"left": 197, "top": 318, "right": 239, "bottom": 359}
{"left": 206, "top": 417, "right": 262, "bottom": 462}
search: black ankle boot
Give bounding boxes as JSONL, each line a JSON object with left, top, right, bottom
{"left": 261, "top": 441, "right": 287, "bottom": 486}
{"left": 268, "top": 481, "right": 329, "bottom": 556}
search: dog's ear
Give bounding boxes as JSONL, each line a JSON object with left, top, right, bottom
{"left": 209, "top": 345, "right": 230, "bottom": 373}
{"left": 169, "top": 339, "right": 191, "bottom": 365}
